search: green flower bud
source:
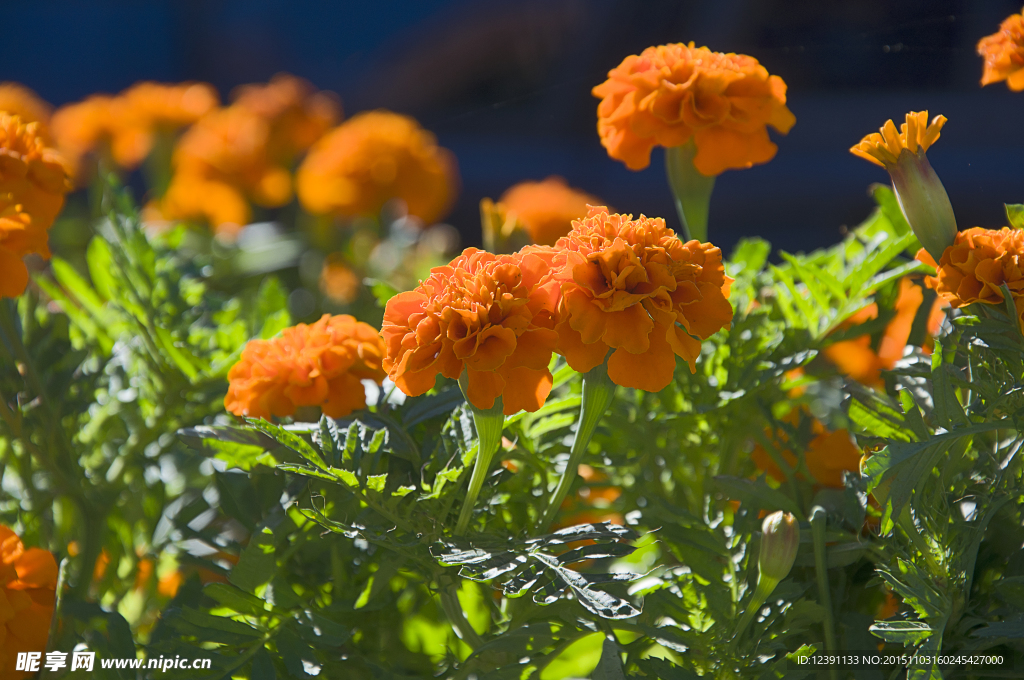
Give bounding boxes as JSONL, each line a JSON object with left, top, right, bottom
{"left": 758, "top": 511, "right": 799, "bottom": 585}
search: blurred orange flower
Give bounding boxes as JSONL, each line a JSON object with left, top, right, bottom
{"left": 592, "top": 43, "right": 795, "bottom": 175}
{"left": 0, "top": 114, "right": 70, "bottom": 298}
{"left": 917, "top": 227, "right": 1024, "bottom": 331}
{"left": 381, "top": 247, "right": 560, "bottom": 414}
{"left": 551, "top": 207, "right": 732, "bottom": 392}
{"left": 157, "top": 570, "right": 183, "bottom": 598}
{"left": 51, "top": 82, "right": 218, "bottom": 181}
{"left": 225, "top": 314, "right": 386, "bottom": 420}
{"left": 0, "top": 525, "right": 58, "bottom": 680}
{"left": 978, "top": 10, "right": 1024, "bottom": 90}
{"left": 499, "top": 177, "right": 601, "bottom": 246}
{"left": 824, "top": 278, "right": 924, "bottom": 387}
{"left": 297, "top": 110, "right": 458, "bottom": 225}
{"left": 320, "top": 255, "right": 361, "bottom": 304}
{"left": 751, "top": 412, "right": 861, "bottom": 488}
{"left": 0, "top": 83, "right": 52, "bottom": 137}
{"left": 232, "top": 73, "right": 340, "bottom": 163}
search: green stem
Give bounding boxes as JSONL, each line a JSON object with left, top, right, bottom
{"left": 810, "top": 507, "right": 840, "bottom": 680}
{"left": 439, "top": 577, "right": 483, "bottom": 650}
{"left": 455, "top": 378, "right": 505, "bottom": 535}
{"left": 537, "top": 363, "right": 615, "bottom": 532}
{"left": 731, "top": 577, "right": 774, "bottom": 648}
{"left": 664, "top": 140, "right": 716, "bottom": 243}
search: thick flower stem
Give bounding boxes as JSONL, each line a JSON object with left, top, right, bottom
{"left": 665, "top": 141, "right": 716, "bottom": 243}
{"left": 537, "top": 363, "right": 615, "bottom": 532}
{"left": 454, "top": 381, "right": 505, "bottom": 535}
{"left": 731, "top": 577, "right": 774, "bottom": 648}
{"left": 810, "top": 506, "right": 840, "bottom": 680}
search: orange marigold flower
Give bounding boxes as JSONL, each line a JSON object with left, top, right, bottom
{"left": 978, "top": 10, "right": 1024, "bottom": 90}
{"left": 0, "top": 83, "right": 53, "bottom": 137}
{"left": 320, "top": 255, "right": 361, "bottom": 304}
{"left": 917, "top": 227, "right": 1024, "bottom": 331}
{"left": 157, "top": 570, "right": 183, "bottom": 598}
{"left": 297, "top": 110, "right": 458, "bottom": 225}
{"left": 551, "top": 207, "right": 733, "bottom": 392}
{"left": 232, "top": 73, "right": 340, "bottom": 162}
{"left": 499, "top": 177, "right": 602, "bottom": 246}
{"left": 225, "top": 314, "right": 386, "bottom": 420}
{"left": 751, "top": 412, "right": 861, "bottom": 489}
{"left": 850, "top": 111, "right": 946, "bottom": 168}
{"left": 51, "top": 82, "right": 217, "bottom": 181}
{"left": 592, "top": 43, "right": 795, "bottom": 175}
{"left": 0, "top": 525, "right": 58, "bottom": 680}
{"left": 381, "top": 247, "right": 560, "bottom": 415}
{"left": 0, "top": 114, "right": 70, "bottom": 298}
{"left": 824, "top": 278, "right": 924, "bottom": 387}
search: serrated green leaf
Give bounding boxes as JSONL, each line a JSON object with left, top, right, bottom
{"left": 366, "top": 474, "right": 387, "bottom": 493}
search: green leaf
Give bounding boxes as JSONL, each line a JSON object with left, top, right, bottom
{"left": 250, "top": 648, "right": 277, "bottom": 680}
{"left": 366, "top": 474, "right": 387, "bottom": 493}
{"left": 869, "top": 620, "right": 932, "bottom": 644}
{"left": 204, "top": 583, "right": 269, "bottom": 617}
{"left": 366, "top": 277, "right": 400, "bottom": 308}
{"left": 972, "top": 614, "right": 1024, "bottom": 639}
{"left": 729, "top": 237, "right": 771, "bottom": 275}
{"left": 246, "top": 419, "right": 325, "bottom": 469}
{"left": 871, "top": 184, "right": 912, "bottom": 236}
{"left": 1006, "top": 203, "right": 1024, "bottom": 229}
{"left": 332, "top": 468, "right": 359, "bottom": 488}
{"left": 231, "top": 526, "right": 278, "bottom": 593}
{"left": 591, "top": 638, "right": 626, "bottom": 680}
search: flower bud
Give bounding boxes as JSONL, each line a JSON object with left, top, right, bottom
{"left": 758, "top": 511, "right": 799, "bottom": 585}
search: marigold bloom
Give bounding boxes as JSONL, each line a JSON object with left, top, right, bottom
{"left": 751, "top": 412, "right": 861, "bottom": 488}
{"left": 0, "top": 525, "right": 58, "bottom": 680}
{"left": 320, "top": 255, "right": 361, "bottom": 304}
{"left": 851, "top": 111, "right": 956, "bottom": 261}
{"left": 381, "top": 247, "right": 560, "bottom": 414}
{"left": 499, "top": 177, "right": 602, "bottom": 246}
{"left": 297, "top": 110, "right": 458, "bottom": 225}
{"left": 917, "top": 227, "right": 1024, "bottom": 331}
{"left": 51, "top": 82, "right": 217, "bottom": 181}
{"left": 592, "top": 43, "right": 795, "bottom": 175}
{"left": 0, "top": 114, "right": 70, "bottom": 298}
{"left": 978, "top": 11, "right": 1024, "bottom": 90}
{"left": 232, "top": 73, "right": 340, "bottom": 162}
{"left": 0, "top": 83, "right": 52, "bottom": 136}
{"left": 225, "top": 314, "right": 386, "bottom": 420}
{"left": 551, "top": 207, "right": 732, "bottom": 392}
{"left": 824, "top": 278, "right": 924, "bottom": 386}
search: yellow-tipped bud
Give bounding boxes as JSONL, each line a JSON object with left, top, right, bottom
{"left": 850, "top": 112, "right": 957, "bottom": 262}
{"left": 758, "top": 511, "right": 800, "bottom": 585}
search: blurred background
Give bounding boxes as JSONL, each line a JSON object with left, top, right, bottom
{"left": 6, "top": 0, "right": 1024, "bottom": 256}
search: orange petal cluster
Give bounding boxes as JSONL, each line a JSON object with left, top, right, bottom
{"left": 751, "top": 412, "right": 861, "bottom": 489}
{"left": 0, "top": 114, "right": 71, "bottom": 298}
{"left": 381, "top": 247, "right": 560, "bottom": 415}
{"left": 552, "top": 207, "right": 733, "bottom": 392}
{"left": 0, "top": 526, "right": 58, "bottom": 680}
{"left": 320, "top": 255, "right": 361, "bottom": 304}
{"left": 499, "top": 177, "right": 602, "bottom": 246}
{"left": 592, "top": 43, "right": 795, "bottom": 175}
{"left": 225, "top": 314, "right": 386, "bottom": 420}
{"left": 51, "top": 81, "right": 218, "bottom": 181}
{"left": 158, "top": 74, "right": 339, "bottom": 236}
{"left": 297, "top": 110, "right": 458, "bottom": 225}
{"left": 917, "top": 227, "right": 1024, "bottom": 331}
{"left": 0, "top": 83, "right": 52, "bottom": 138}
{"left": 978, "top": 10, "right": 1024, "bottom": 91}
{"left": 824, "top": 278, "right": 924, "bottom": 387}
{"left": 849, "top": 111, "right": 945, "bottom": 169}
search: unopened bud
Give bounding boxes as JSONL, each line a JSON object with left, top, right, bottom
{"left": 888, "top": 152, "right": 957, "bottom": 262}
{"left": 758, "top": 511, "right": 799, "bottom": 585}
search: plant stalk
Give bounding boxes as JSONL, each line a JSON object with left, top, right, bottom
{"left": 439, "top": 579, "right": 483, "bottom": 650}
{"left": 455, "top": 375, "right": 505, "bottom": 535}
{"left": 665, "top": 140, "right": 716, "bottom": 243}
{"left": 537, "top": 363, "right": 614, "bottom": 532}
{"left": 810, "top": 506, "right": 840, "bottom": 680}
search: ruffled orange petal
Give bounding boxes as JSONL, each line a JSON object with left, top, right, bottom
{"left": 555, "top": 319, "right": 610, "bottom": 374}
{"left": 606, "top": 323, "right": 676, "bottom": 392}
{"left": 499, "top": 366, "right": 553, "bottom": 415}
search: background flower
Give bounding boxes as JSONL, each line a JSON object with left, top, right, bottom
{"left": 552, "top": 206, "right": 732, "bottom": 391}
{"left": 499, "top": 176, "right": 601, "bottom": 246}
{"left": 978, "top": 10, "right": 1024, "bottom": 90}
{"left": 0, "top": 526, "right": 58, "bottom": 680}
{"left": 751, "top": 411, "right": 861, "bottom": 488}
{"left": 592, "top": 43, "right": 795, "bottom": 174}
{"left": 918, "top": 226, "right": 1024, "bottom": 331}
{"left": 225, "top": 314, "right": 386, "bottom": 419}
{"left": 381, "top": 246, "right": 559, "bottom": 414}
{"left": 0, "top": 114, "right": 70, "bottom": 297}
{"left": 0, "top": 83, "right": 52, "bottom": 138}
{"left": 297, "top": 110, "right": 458, "bottom": 225}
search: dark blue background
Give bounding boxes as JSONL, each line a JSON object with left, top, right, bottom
{"left": 5, "top": 0, "right": 1022, "bottom": 255}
